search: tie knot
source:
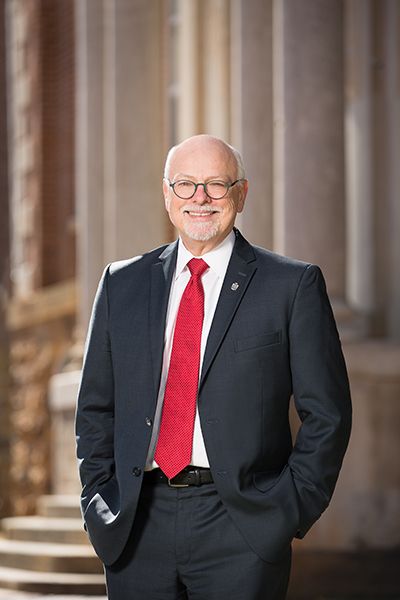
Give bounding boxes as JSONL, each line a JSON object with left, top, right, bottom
{"left": 188, "top": 258, "right": 208, "bottom": 278}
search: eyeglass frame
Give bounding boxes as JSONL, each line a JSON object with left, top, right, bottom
{"left": 165, "top": 178, "right": 246, "bottom": 200}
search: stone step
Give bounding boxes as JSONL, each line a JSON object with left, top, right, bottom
{"left": 0, "top": 539, "right": 103, "bottom": 574}
{"left": 0, "top": 565, "right": 106, "bottom": 595}
{"left": 36, "top": 495, "right": 81, "bottom": 519}
{"left": 1, "top": 517, "right": 88, "bottom": 545}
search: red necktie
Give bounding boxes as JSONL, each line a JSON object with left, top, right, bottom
{"left": 155, "top": 258, "right": 209, "bottom": 479}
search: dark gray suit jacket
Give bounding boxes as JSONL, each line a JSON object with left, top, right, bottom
{"left": 75, "top": 229, "right": 352, "bottom": 566}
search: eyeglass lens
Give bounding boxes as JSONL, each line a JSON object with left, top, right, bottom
{"left": 173, "top": 180, "right": 229, "bottom": 199}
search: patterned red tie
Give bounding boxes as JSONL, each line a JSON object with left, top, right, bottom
{"left": 155, "top": 258, "right": 209, "bottom": 479}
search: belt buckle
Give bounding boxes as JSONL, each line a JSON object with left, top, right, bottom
{"left": 168, "top": 477, "right": 189, "bottom": 488}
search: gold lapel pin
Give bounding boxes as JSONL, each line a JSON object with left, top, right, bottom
{"left": 231, "top": 282, "right": 239, "bottom": 291}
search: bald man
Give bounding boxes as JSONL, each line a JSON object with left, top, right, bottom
{"left": 76, "top": 135, "right": 351, "bottom": 599}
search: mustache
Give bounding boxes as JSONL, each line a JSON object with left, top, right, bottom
{"left": 181, "top": 205, "right": 221, "bottom": 214}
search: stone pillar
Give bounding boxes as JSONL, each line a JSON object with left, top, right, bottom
{"left": 76, "top": 0, "right": 169, "bottom": 296}
{"left": 176, "top": 0, "right": 231, "bottom": 142}
{"left": 344, "top": 0, "right": 375, "bottom": 316}
{"left": 176, "top": 0, "right": 202, "bottom": 140}
{"left": 202, "top": 0, "right": 231, "bottom": 139}
{"left": 372, "top": 0, "right": 400, "bottom": 338}
{"left": 273, "top": 0, "right": 346, "bottom": 298}
{"left": 231, "top": 0, "right": 274, "bottom": 249}
{"left": 103, "top": 0, "right": 168, "bottom": 262}
{"left": 76, "top": 0, "right": 170, "bottom": 325}
{"left": 383, "top": 1, "right": 400, "bottom": 339}
{"left": 75, "top": 0, "right": 106, "bottom": 330}
{"left": 49, "top": 370, "right": 81, "bottom": 494}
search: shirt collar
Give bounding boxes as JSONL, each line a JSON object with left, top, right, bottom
{"left": 175, "top": 230, "right": 235, "bottom": 280}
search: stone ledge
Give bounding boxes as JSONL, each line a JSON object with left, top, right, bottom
{"left": 0, "top": 565, "right": 105, "bottom": 595}
{"left": 36, "top": 496, "right": 81, "bottom": 519}
{"left": 7, "top": 280, "right": 76, "bottom": 331}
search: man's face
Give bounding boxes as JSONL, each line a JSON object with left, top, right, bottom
{"left": 163, "top": 138, "right": 248, "bottom": 254}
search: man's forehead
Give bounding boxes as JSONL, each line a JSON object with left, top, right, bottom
{"left": 170, "top": 140, "right": 235, "bottom": 173}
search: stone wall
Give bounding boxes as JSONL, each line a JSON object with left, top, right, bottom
{"left": 294, "top": 340, "right": 400, "bottom": 551}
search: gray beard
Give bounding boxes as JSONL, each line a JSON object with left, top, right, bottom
{"left": 182, "top": 220, "right": 220, "bottom": 242}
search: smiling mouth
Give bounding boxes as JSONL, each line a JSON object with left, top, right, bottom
{"left": 183, "top": 210, "right": 219, "bottom": 217}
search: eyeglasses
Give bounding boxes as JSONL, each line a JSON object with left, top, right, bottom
{"left": 167, "top": 179, "right": 245, "bottom": 200}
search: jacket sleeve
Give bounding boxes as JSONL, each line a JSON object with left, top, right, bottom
{"left": 75, "top": 265, "right": 115, "bottom": 512}
{"left": 288, "top": 264, "right": 352, "bottom": 537}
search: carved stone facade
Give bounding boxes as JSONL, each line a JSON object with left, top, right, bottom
{"left": 7, "top": 282, "right": 76, "bottom": 514}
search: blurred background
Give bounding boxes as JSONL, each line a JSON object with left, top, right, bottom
{"left": 0, "top": 0, "right": 399, "bottom": 598}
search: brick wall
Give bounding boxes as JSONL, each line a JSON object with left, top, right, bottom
{"left": 5, "top": 0, "right": 77, "bottom": 514}
{"left": 40, "top": 0, "right": 75, "bottom": 286}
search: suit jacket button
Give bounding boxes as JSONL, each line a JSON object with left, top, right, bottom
{"left": 145, "top": 417, "right": 152, "bottom": 427}
{"left": 132, "top": 467, "right": 142, "bottom": 477}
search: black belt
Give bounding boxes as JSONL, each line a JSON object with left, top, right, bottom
{"left": 144, "top": 466, "right": 213, "bottom": 488}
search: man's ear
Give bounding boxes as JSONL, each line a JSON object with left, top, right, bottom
{"left": 162, "top": 178, "right": 170, "bottom": 209}
{"left": 237, "top": 179, "right": 248, "bottom": 213}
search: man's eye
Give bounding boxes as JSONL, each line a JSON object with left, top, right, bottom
{"left": 176, "top": 180, "right": 193, "bottom": 187}
{"left": 208, "top": 181, "right": 226, "bottom": 189}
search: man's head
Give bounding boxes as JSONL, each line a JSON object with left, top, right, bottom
{"left": 163, "top": 134, "right": 248, "bottom": 255}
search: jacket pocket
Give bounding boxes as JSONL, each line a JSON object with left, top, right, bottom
{"left": 253, "top": 465, "right": 288, "bottom": 493}
{"left": 83, "top": 476, "right": 120, "bottom": 525}
{"left": 234, "top": 330, "right": 282, "bottom": 353}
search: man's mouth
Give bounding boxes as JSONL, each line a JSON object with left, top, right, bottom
{"left": 183, "top": 208, "right": 219, "bottom": 217}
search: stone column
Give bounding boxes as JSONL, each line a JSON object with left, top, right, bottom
{"left": 76, "top": 0, "right": 169, "bottom": 324}
{"left": 49, "top": 369, "right": 81, "bottom": 495}
{"left": 176, "top": 0, "right": 272, "bottom": 245}
{"left": 202, "top": 0, "right": 231, "bottom": 139}
{"left": 103, "top": 0, "right": 168, "bottom": 262}
{"left": 176, "top": 0, "right": 231, "bottom": 142}
{"left": 372, "top": 0, "right": 400, "bottom": 338}
{"left": 273, "top": 0, "right": 346, "bottom": 299}
{"left": 176, "top": 0, "right": 202, "bottom": 140}
{"left": 231, "top": 0, "right": 274, "bottom": 249}
{"left": 75, "top": 0, "right": 105, "bottom": 330}
{"left": 384, "top": 1, "right": 400, "bottom": 339}
{"left": 344, "top": 0, "right": 375, "bottom": 316}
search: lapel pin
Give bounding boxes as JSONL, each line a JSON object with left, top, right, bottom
{"left": 231, "top": 282, "right": 239, "bottom": 291}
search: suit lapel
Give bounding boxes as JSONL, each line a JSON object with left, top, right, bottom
{"left": 199, "top": 230, "right": 257, "bottom": 389}
{"left": 149, "top": 241, "right": 178, "bottom": 398}
{"left": 149, "top": 231, "right": 257, "bottom": 396}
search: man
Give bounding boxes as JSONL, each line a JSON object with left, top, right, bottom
{"left": 76, "top": 134, "right": 352, "bottom": 599}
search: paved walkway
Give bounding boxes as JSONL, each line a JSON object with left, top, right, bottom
{"left": 0, "top": 594, "right": 106, "bottom": 599}
{"left": 0, "top": 589, "right": 398, "bottom": 600}
{"left": 0, "top": 549, "right": 398, "bottom": 599}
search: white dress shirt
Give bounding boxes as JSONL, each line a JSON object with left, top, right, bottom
{"left": 145, "top": 230, "right": 235, "bottom": 470}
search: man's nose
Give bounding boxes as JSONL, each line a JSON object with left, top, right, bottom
{"left": 192, "top": 183, "right": 210, "bottom": 202}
